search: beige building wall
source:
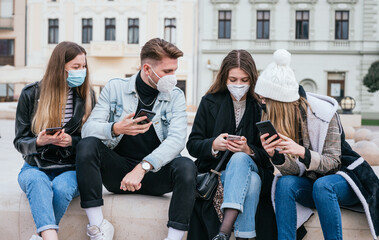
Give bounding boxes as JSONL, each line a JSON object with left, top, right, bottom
{"left": 0, "top": 0, "right": 26, "bottom": 101}
{"left": 0, "top": 0, "right": 26, "bottom": 67}
{"left": 22, "top": 0, "right": 198, "bottom": 106}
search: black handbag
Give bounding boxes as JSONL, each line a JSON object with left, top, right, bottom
{"left": 196, "top": 149, "right": 230, "bottom": 200}
{"left": 34, "top": 145, "right": 75, "bottom": 170}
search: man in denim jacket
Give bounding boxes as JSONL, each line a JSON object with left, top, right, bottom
{"left": 76, "top": 38, "right": 197, "bottom": 240}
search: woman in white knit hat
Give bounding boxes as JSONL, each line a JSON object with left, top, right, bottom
{"left": 254, "top": 49, "right": 361, "bottom": 240}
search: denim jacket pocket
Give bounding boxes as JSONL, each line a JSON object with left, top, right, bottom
{"left": 161, "top": 112, "right": 172, "bottom": 126}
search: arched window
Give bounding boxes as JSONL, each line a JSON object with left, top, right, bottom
{"left": 299, "top": 79, "right": 317, "bottom": 93}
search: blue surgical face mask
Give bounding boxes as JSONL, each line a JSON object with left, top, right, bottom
{"left": 66, "top": 68, "right": 86, "bottom": 88}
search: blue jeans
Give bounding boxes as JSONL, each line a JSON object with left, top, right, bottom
{"left": 18, "top": 162, "right": 79, "bottom": 233}
{"left": 275, "top": 174, "right": 360, "bottom": 240}
{"left": 220, "top": 152, "right": 261, "bottom": 238}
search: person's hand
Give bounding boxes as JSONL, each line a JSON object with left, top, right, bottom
{"left": 113, "top": 113, "right": 153, "bottom": 136}
{"left": 36, "top": 129, "right": 64, "bottom": 147}
{"left": 227, "top": 136, "right": 251, "bottom": 154}
{"left": 276, "top": 133, "right": 306, "bottom": 159}
{"left": 260, "top": 133, "right": 282, "bottom": 157}
{"left": 53, "top": 129, "right": 72, "bottom": 147}
{"left": 212, "top": 133, "right": 229, "bottom": 152}
{"left": 120, "top": 164, "right": 146, "bottom": 192}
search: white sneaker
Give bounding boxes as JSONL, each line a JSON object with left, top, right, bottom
{"left": 86, "top": 219, "right": 114, "bottom": 240}
{"left": 29, "top": 235, "right": 42, "bottom": 240}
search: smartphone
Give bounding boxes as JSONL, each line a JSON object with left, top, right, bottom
{"left": 227, "top": 135, "right": 242, "bottom": 141}
{"left": 133, "top": 109, "right": 156, "bottom": 125}
{"left": 46, "top": 127, "right": 63, "bottom": 135}
{"left": 256, "top": 120, "right": 280, "bottom": 142}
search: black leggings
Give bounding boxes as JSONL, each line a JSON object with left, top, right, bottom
{"left": 76, "top": 136, "right": 197, "bottom": 231}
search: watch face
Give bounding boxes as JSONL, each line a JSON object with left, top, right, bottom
{"left": 142, "top": 162, "right": 150, "bottom": 171}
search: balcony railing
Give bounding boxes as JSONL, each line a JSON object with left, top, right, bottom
{"left": 0, "top": 17, "right": 14, "bottom": 30}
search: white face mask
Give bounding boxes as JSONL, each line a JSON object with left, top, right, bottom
{"left": 227, "top": 84, "right": 250, "bottom": 101}
{"left": 148, "top": 67, "right": 177, "bottom": 93}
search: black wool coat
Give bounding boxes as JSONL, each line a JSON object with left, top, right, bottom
{"left": 186, "top": 92, "right": 277, "bottom": 240}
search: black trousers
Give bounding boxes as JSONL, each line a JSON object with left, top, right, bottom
{"left": 76, "top": 137, "right": 197, "bottom": 231}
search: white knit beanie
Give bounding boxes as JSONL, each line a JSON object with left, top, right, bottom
{"left": 255, "top": 49, "right": 300, "bottom": 102}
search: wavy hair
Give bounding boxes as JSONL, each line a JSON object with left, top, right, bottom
{"left": 32, "top": 41, "right": 92, "bottom": 134}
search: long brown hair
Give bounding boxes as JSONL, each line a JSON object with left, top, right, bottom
{"left": 32, "top": 41, "right": 92, "bottom": 134}
{"left": 261, "top": 96, "right": 309, "bottom": 143}
{"left": 207, "top": 50, "right": 258, "bottom": 100}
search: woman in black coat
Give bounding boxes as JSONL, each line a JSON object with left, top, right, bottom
{"left": 187, "top": 50, "right": 277, "bottom": 240}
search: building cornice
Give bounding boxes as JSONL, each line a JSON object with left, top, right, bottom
{"left": 249, "top": 0, "right": 279, "bottom": 3}
{"left": 327, "top": 0, "right": 358, "bottom": 4}
{"left": 211, "top": 0, "right": 240, "bottom": 4}
{"left": 202, "top": 49, "right": 379, "bottom": 55}
{"left": 288, "top": 0, "right": 318, "bottom": 4}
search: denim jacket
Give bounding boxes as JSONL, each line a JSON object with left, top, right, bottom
{"left": 81, "top": 73, "right": 187, "bottom": 172}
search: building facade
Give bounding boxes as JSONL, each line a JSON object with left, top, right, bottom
{"left": 0, "top": 0, "right": 26, "bottom": 102}
{"left": 197, "top": 0, "right": 379, "bottom": 118}
{"left": 2, "top": 0, "right": 198, "bottom": 106}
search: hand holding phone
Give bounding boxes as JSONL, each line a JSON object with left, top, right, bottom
{"left": 133, "top": 109, "right": 156, "bottom": 125}
{"left": 46, "top": 127, "right": 63, "bottom": 135}
{"left": 256, "top": 120, "right": 281, "bottom": 157}
{"left": 226, "top": 135, "right": 242, "bottom": 141}
{"left": 256, "top": 120, "right": 280, "bottom": 142}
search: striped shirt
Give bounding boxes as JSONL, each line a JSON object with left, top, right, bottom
{"left": 62, "top": 88, "right": 73, "bottom": 126}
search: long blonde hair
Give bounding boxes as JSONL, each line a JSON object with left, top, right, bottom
{"left": 261, "top": 96, "right": 309, "bottom": 144}
{"left": 32, "top": 41, "right": 92, "bottom": 134}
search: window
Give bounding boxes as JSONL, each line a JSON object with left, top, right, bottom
{"left": 296, "top": 11, "right": 309, "bottom": 39}
{"left": 105, "top": 18, "right": 116, "bottom": 41}
{"left": 327, "top": 72, "right": 345, "bottom": 102}
{"left": 335, "top": 11, "right": 349, "bottom": 40}
{"left": 128, "top": 18, "right": 139, "bottom": 44}
{"left": 218, "top": 10, "right": 231, "bottom": 39}
{"left": 82, "top": 18, "right": 92, "bottom": 44}
{"left": 48, "top": 19, "right": 59, "bottom": 44}
{"left": 164, "top": 18, "right": 176, "bottom": 44}
{"left": 0, "top": 0, "right": 13, "bottom": 17}
{"left": 257, "top": 11, "right": 270, "bottom": 39}
{"left": 0, "top": 39, "right": 14, "bottom": 66}
{"left": 0, "top": 83, "right": 14, "bottom": 102}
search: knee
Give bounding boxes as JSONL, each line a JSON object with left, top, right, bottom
{"left": 172, "top": 157, "right": 197, "bottom": 185}
{"left": 227, "top": 152, "right": 250, "bottom": 169}
{"left": 275, "top": 176, "right": 298, "bottom": 197}
{"left": 19, "top": 175, "right": 51, "bottom": 194}
{"left": 313, "top": 177, "right": 334, "bottom": 202}
{"left": 248, "top": 172, "right": 262, "bottom": 194}
{"left": 76, "top": 137, "right": 102, "bottom": 162}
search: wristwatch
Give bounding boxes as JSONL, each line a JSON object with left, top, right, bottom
{"left": 141, "top": 160, "right": 151, "bottom": 173}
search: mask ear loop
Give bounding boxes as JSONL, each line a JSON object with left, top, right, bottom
{"left": 147, "top": 65, "right": 160, "bottom": 88}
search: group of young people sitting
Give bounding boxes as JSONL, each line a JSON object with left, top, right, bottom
{"left": 14, "top": 38, "right": 379, "bottom": 240}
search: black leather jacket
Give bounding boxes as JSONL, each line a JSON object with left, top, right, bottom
{"left": 13, "top": 81, "right": 94, "bottom": 167}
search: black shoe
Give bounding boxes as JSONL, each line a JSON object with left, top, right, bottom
{"left": 212, "top": 233, "right": 230, "bottom": 240}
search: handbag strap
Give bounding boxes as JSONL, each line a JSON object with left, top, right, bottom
{"left": 212, "top": 128, "right": 243, "bottom": 173}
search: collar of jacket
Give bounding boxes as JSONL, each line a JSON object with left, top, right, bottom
{"left": 306, "top": 92, "right": 338, "bottom": 123}
{"left": 125, "top": 72, "right": 171, "bottom": 102}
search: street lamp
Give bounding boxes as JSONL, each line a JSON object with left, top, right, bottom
{"left": 340, "top": 96, "right": 356, "bottom": 114}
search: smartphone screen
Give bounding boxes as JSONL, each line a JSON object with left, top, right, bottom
{"left": 227, "top": 135, "right": 241, "bottom": 141}
{"left": 46, "top": 127, "right": 63, "bottom": 135}
{"left": 133, "top": 109, "right": 156, "bottom": 125}
{"left": 256, "top": 120, "right": 280, "bottom": 141}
